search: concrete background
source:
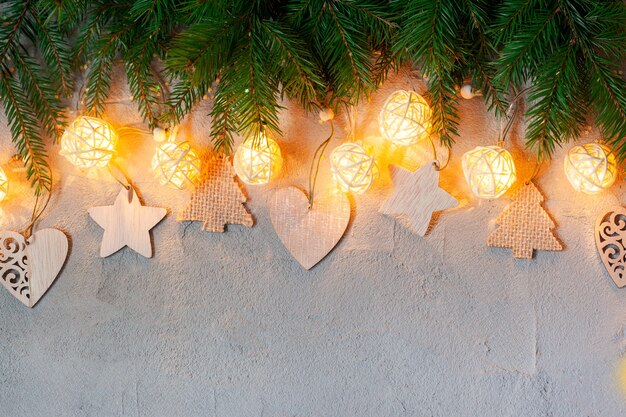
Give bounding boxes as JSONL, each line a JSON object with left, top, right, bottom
{"left": 1, "top": 66, "right": 626, "bottom": 416}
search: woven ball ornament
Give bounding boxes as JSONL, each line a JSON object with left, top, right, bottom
{"left": 0, "top": 166, "right": 8, "bottom": 202}
{"left": 462, "top": 145, "right": 516, "bottom": 199}
{"left": 151, "top": 141, "right": 202, "bottom": 189}
{"left": 330, "top": 142, "right": 378, "bottom": 194}
{"left": 379, "top": 90, "right": 432, "bottom": 146}
{"left": 233, "top": 133, "right": 283, "bottom": 185}
{"left": 564, "top": 143, "right": 617, "bottom": 195}
{"left": 60, "top": 116, "right": 118, "bottom": 169}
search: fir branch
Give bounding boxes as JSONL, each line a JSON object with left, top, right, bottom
{"left": 496, "top": 4, "right": 562, "bottom": 87}
{"left": 29, "top": 5, "right": 73, "bottom": 96}
{"left": 126, "top": 57, "right": 161, "bottom": 127}
{"left": 10, "top": 52, "right": 64, "bottom": 139}
{"left": 0, "top": 72, "right": 51, "bottom": 194}
{"left": 525, "top": 42, "right": 585, "bottom": 159}
{"left": 163, "top": 79, "right": 208, "bottom": 127}
{"left": 394, "top": 0, "right": 461, "bottom": 146}
{"left": 258, "top": 19, "right": 322, "bottom": 108}
{"left": 427, "top": 71, "right": 460, "bottom": 147}
{"left": 85, "top": 53, "right": 113, "bottom": 116}
{"left": 210, "top": 83, "right": 237, "bottom": 154}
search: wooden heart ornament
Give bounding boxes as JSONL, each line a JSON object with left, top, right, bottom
{"left": 595, "top": 207, "right": 626, "bottom": 288}
{"left": 0, "top": 228, "right": 68, "bottom": 307}
{"left": 269, "top": 186, "right": 350, "bottom": 269}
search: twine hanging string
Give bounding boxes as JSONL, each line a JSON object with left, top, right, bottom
{"left": 308, "top": 118, "right": 335, "bottom": 208}
{"left": 427, "top": 137, "right": 450, "bottom": 172}
{"left": 107, "top": 159, "right": 133, "bottom": 195}
{"left": 23, "top": 186, "right": 52, "bottom": 240}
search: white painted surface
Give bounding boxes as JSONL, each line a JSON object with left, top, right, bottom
{"left": 0, "top": 65, "right": 625, "bottom": 416}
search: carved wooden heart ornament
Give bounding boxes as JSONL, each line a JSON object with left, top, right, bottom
{"left": 595, "top": 206, "right": 626, "bottom": 288}
{"left": 0, "top": 228, "right": 68, "bottom": 307}
{"left": 269, "top": 186, "right": 350, "bottom": 269}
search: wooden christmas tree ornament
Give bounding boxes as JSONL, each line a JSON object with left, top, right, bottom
{"left": 178, "top": 155, "right": 253, "bottom": 232}
{"left": 487, "top": 182, "right": 562, "bottom": 259}
{"left": 269, "top": 186, "right": 350, "bottom": 269}
{"left": 379, "top": 163, "right": 458, "bottom": 236}
{"left": 0, "top": 228, "right": 68, "bottom": 308}
{"left": 595, "top": 207, "right": 626, "bottom": 288}
{"left": 89, "top": 187, "right": 167, "bottom": 258}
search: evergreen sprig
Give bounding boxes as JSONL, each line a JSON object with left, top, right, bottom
{"left": 0, "top": 0, "right": 70, "bottom": 194}
{"left": 1, "top": 0, "right": 625, "bottom": 195}
{"left": 393, "top": 0, "right": 508, "bottom": 147}
{"left": 496, "top": 0, "right": 626, "bottom": 160}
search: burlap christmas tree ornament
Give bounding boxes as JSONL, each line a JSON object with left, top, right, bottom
{"left": 178, "top": 154, "right": 253, "bottom": 232}
{"left": 487, "top": 181, "right": 563, "bottom": 259}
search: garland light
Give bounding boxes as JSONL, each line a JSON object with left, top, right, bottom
{"left": 233, "top": 132, "right": 283, "bottom": 185}
{"left": 379, "top": 90, "right": 432, "bottom": 146}
{"left": 0, "top": 166, "right": 8, "bottom": 202}
{"left": 462, "top": 145, "right": 516, "bottom": 199}
{"left": 330, "top": 142, "right": 377, "bottom": 194}
{"left": 564, "top": 143, "right": 617, "bottom": 195}
{"left": 151, "top": 127, "right": 201, "bottom": 189}
{"left": 60, "top": 116, "right": 118, "bottom": 169}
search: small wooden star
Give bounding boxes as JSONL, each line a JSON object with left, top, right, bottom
{"left": 89, "top": 187, "right": 167, "bottom": 258}
{"left": 380, "top": 163, "right": 458, "bottom": 236}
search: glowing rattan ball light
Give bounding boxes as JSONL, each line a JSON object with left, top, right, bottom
{"left": 60, "top": 116, "right": 118, "bottom": 169}
{"left": 233, "top": 133, "right": 283, "bottom": 185}
{"left": 151, "top": 137, "right": 201, "bottom": 189}
{"left": 564, "top": 143, "right": 617, "bottom": 195}
{"left": 379, "top": 90, "right": 432, "bottom": 146}
{"left": 462, "top": 145, "right": 516, "bottom": 199}
{"left": 330, "top": 142, "right": 378, "bottom": 194}
{"left": 0, "top": 166, "right": 8, "bottom": 202}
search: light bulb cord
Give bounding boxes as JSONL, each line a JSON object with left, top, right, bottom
{"left": 499, "top": 86, "right": 532, "bottom": 146}
{"left": 308, "top": 120, "right": 335, "bottom": 209}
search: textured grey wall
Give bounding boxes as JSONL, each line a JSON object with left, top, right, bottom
{"left": 1, "top": 66, "right": 626, "bottom": 416}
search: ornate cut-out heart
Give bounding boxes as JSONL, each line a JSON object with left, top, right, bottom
{"left": 595, "top": 206, "right": 626, "bottom": 288}
{"left": 0, "top": 228, "right": 68, "bottom": 307}
{"left": 269, "top": 186, "right": 350, "bottom": 269}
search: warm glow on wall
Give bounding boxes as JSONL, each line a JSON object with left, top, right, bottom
{"left": 330, "top": 142, "right": 377, "bottom": 194}
{"left": 564, "top": 143, "right": 617, "bottom": 195}
{"left": 60, "top": 116, "right": 118, "bottom": 169}
{"left": 462, "top": 145, "right": 516, "bottom": 199}
{"left": 379, "top": 90, "right": 432, "bottom": 146}
{"left": 151, "top": 141, "right": 201, "bottom": 189}
{"left": 0, "top": 166, "right": 8, "bottom": 202}
{"left": 233, "top": 133, "right": 283, "bottom": 185}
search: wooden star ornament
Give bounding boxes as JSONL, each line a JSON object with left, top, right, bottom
{"left": 380, "top": 163, "right": 458, "bottom": 236}
{"left": 89, "top": 187, "right": 167, "bottom": 258}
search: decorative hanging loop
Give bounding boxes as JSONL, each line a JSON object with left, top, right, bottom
{"left": 307, "top": 109, "right": 335, "bottom": 208}
{"left": 22, "top": 188, "right": 52, "bottom": 240}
